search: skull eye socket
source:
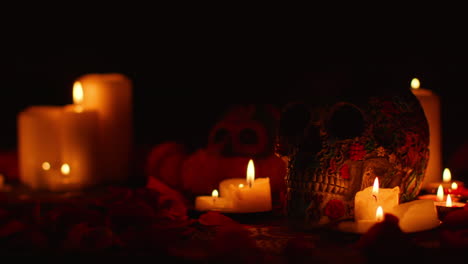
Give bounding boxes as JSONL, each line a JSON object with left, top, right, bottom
{"left": 327, "top": 103, "right": 365, "bottom": 140}
{"left": 279, "top": 103, "right": 311, "bottom": 138}
{"left": 213, "top": 128, "right": 230, "bottom": 143}
{"left": 239, "top": 128, "right": 258, "bottom": 145}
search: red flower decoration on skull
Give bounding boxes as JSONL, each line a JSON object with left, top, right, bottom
{"left": 339, "top": 164, "right": 350, "bottom": 179}
{"left": 324, "top": 199, "right": 345, "bottom": 220}
{"left": 349, "top": 143, "right": 366, "bottom": 161}
{"left": 381, "top": 101, "right": 400, "bottom": 117}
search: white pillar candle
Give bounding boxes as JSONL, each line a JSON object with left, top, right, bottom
{"left": 354, "top": 177, "right": 399, "bottom": 221}
{"left": 411, "top": 78, "right": 442, "bottom": 191}
{"left": 194, "top": 189, "right": 231, "bottom": 211}
{"left": 218, "top": 159, "right": 272, "bottom": 213}
{"left": 51, "top": 82, "right": 99, "bottom": 191}
{"left": 17, "top": 82, "right": 101, "bottom": 192}
{"left": 17, "top": 106, "right": 63, "bottom": 190}
{"left": 78, "top": 73, "right": 133, "bottom": 185}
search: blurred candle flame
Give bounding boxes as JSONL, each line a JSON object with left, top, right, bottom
{"left": 42, "top": 162, "right": 51, "bottom": 171}
{"left": 411, "top": 78, "right": 420, "bottom": 89}
{"left": 451, "top": 182, "right": 458, "bottom": 190}
{"left": 443, "top": 168, "right": 451, "bottom": 183}
{"left": 437, "top": 184, "right": 444, "bottom": 202}
{"left": 61, "top": 163, "right": 70, "bottom": 175}
{"left": 212, "top": 189, "right": 219, "bottom": 198}
{"left": 446, "top": 194, "right": 452, "bottom": 207}
{"left": 73, "top": 81, "right": 84, "bottom": 112}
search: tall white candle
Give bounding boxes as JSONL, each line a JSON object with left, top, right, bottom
{"left": 53, "top": 82, "right": 99, "bottom": 191}
{"left": 78, "top": 73, "right": 133, "bottom": 185}
{"left": 411, "top": 78, "right": 442, "bottom": 191}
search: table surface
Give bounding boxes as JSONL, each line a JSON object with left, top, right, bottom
{"left": 0, "top": 183, "right": 466, "bottom": 263}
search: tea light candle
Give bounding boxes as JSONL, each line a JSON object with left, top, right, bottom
{"left": 418, "top": 184, "right": 461, "bottom": 203}
{"left": 424, "top": 168, "right": 464, "bottom": 193}
{"left": 354, "top": 177, "right": 399, "bottom": 221}
{"left": 218, "top": 159, "right": 272, "bottom": 213}
{"left": 194, "top": 189, "right": 230, "bottom": 211}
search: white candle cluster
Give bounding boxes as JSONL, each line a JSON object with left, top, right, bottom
{"left": 194, "top": 159, "right": 272, "bottom": 213}
{"left": 17, "top": 74, "right": 133, "bottom": 192}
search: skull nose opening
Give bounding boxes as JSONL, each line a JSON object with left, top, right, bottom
{"left": 239, "top": 128, "right": 258, "bottom": 145}
{"left": 327, "top": 103, "right": 365, "bottom": 140}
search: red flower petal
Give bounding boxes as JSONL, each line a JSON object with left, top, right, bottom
{"left": 198, "top": 211, "right": 239, "bottom": 226}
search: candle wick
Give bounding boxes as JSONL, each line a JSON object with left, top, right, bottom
{"left": 373, "top": 194, "right": 378, "bottom": 202}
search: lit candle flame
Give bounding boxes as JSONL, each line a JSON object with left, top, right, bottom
{"left": 411, "top": 78, "right": 420, "bottom": 89}
{"left": 61, "top": 163, "right": 71, "bottom": 175}
{"left": 446, "top": 194, "right": 452, "bottom": 207}
{"left": 376, "top": 206, "right": 384, "bottom": 222}
{"left": 73, "top": 81, "right": 84, "bottom": 112}
{"left": 42, "top": 162, "right": 51, "bottom": 171}
{"left": 372, "top": 177, "right": 379, "bottom": 196}
{"left": 443, "top": 168, "right": 451, "bottom": 183}
{"left": 436, "top": 184, "right": 444, "bottom": 202}
{"left": 247, "top": 159, "right": 255, "bottom": 188}
{"left": 239, "top": 184, "right": 244, "bottom": 188}
{"left": 451, "top": 182, "right": 458, "bottom": 190}
{"left": 212, "top": 189, "right": 219, "bottom": 198}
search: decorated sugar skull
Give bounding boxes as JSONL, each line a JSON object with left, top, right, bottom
{"left": 276, "top": 75, "right": 429, "bottom": 227}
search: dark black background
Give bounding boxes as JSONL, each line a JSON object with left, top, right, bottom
{"left": 2, "top": 42, "right": 468, "bottom": 181}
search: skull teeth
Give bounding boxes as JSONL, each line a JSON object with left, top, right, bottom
{"left": 287, "top": 174, "right": 348, "bottom": 195}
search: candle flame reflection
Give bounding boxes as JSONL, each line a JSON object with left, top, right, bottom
{"left": 42, "top": 162, "right": 51, "bottom": 171}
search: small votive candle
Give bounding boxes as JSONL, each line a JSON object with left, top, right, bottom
{"left": 195, "top": 189, "right": 230, "bottom": 211}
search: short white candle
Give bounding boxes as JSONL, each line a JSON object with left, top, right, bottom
{"left": 195, "top": 189, "right": 230, "bottom": 211}
{"left": 18, "top": 106, "right": 63, "bottom": 190}
{"left": 218, "top": 159, "right": 272, "bottom": 213}
{"left": 354, "top": 177, "right": 399, "bottom": 221}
